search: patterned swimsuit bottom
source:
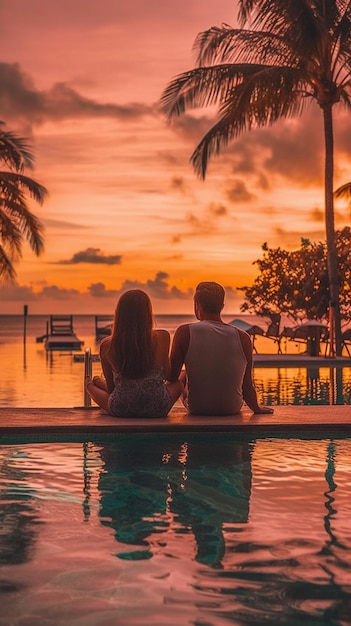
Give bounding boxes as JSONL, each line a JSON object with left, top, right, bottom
{"left": 108, "top": 368, "right": 173, "bottom": 418}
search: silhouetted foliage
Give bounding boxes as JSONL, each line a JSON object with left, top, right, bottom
{"left": 0, "top": 122, "right": 47, "bottom": 282}
{"left": 239, "top": 227, "right": 351, "bottom": 322}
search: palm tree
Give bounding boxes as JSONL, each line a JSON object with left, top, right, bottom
{"left": 0, "top": 122, "right": 47, "bottom": 282}
{"left": 160, "top": 0, "right": 351, "bottom": 356}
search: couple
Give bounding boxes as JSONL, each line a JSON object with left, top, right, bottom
{"left": 86, "top": 281, "right": 273, "bottom": 417}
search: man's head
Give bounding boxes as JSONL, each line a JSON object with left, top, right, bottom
{"left": 194, "top": 282, "right": 225, "bottom": 318}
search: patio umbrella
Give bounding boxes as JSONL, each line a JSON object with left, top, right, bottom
{"left": 290, "top": 320, "right": 329, "bottom": 357}
{"left": 229, "top": 319, "right": 265, "bottom": 336}
{"left": 292, "top": 320, "right": 328, "bottom": 340}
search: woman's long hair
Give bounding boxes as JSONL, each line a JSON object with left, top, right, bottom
{"left": 108, "top": 290, "right": 155, "bottom": 378}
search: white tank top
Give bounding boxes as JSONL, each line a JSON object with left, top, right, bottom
{"left": 185, "top": 320, "right": 247, "bottom": 415}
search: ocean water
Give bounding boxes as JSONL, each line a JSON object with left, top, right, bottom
{"left": 0, "top": 314, "right": 350, "bottom": 407}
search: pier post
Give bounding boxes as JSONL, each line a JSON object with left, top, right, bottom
{"left": 23, "top": 304, "right": 28, "bottom": 344}
{"left": 23, "top": 304, "right": 28, "bottom": 368}
{"left": 83, "top": 347, "right": 92, "bottom": 407}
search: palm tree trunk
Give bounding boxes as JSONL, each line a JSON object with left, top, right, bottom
{"left": 323, "top": 104, "right": 342, "bottom": 356}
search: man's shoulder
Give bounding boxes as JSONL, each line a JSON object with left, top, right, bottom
{"left": 174, "top": 323, "right": 191, "bottom": 336}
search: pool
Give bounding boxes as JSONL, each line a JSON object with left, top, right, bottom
{"left": 1, "top": 433, "right": 351, "bottom": 625}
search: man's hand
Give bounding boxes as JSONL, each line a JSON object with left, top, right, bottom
{"left": 253, "top": 406, "right": 274, "bottom": 414}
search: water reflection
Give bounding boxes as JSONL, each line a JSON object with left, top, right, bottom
{"left": 92, "top": 435, "right": 351, "bottom": 624}
{"left": 255, "top": 366, "right": 351, "bottom": 405}
{"left": 97, "top": 436, "right": 253, "bottom": 567}
{"left": 0, "top": 450, "right": 42, "bottom": 567}
{"left": 315, "top": 442, "right": 351, "bottom": 625}
{"left": 322, "top": 441, "right": 340, "bottom": 551}
{"left": 1, "top": 437, "right": 351, "bottom": 624}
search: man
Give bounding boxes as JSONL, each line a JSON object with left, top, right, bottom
{"left": 169, "top": 281, "right": 273, "bottom": 416}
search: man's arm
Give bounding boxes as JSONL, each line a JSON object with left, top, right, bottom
{"left": 168, "top": 324, "right": 190, "bottom": 381}
{"left": 238, "top": 330, "right": 274, "bottom": 414}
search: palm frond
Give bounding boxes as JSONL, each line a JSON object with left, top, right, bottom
{"left": 16, "top": 174, "right": 47, "bottom": 204}
{"left": 160, "top": 62, "right": 307, "bottom": 122}
{"left": 0, "top": 197, "right": 44, "bottom": 256}
{"left": 239, "top": 0, "right": 318, "bottom": 37}
{"left": 0, "top": 208, "right": 23, "bottom": 259}
{"left": 194, "top": 26, "right": 295, "bottom": 68}
{"left": 176, "top": 64, "right": 305, "bottom": 177}
{"left": 0, "top": 122, "right": 35, "bottom": 172}
{"left": 338, "top": 82, "right": 351, "bottom": 106}
{"left": 0, "top": 171, "right": 48, "bottom": 204}
{"left": 333, "top": 2, "right": 351, "bottom": 53}
{"left": 239, "top": 0, "right": 340, "bottom": 66}
{"left": 0, "top": 245, "right": 16, "bottom": 282}
{"left": 161, "top": 64, "right": 266, "bottom": 118}
{"left": 18, "top": 209, "right": 45, "bottom": 255}
{"left": 162, "top": 60, "right": 311, "bottom": 179}
{"left": 221, "top": 66, "right": 307, "bottom": 124}
{"left": 334, "top": 181, "right": 351, "bottom": 198}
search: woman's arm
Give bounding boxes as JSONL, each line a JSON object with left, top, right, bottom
{"left": 154, "top": 329, "right": 171, "bottom": 379}
{"left": 99, "top": 337, "right": 115, "bottom": 394}
{"left": 168, "top": 324, "right": 190, "bottom": 381}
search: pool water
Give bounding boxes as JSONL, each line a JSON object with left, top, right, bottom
{"left": 1, "top": 434, "right": 351, "bottom": 625}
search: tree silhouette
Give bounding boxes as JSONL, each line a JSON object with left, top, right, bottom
{"left": 239, "top": 227, "right": 351, "bottom": 323}
{"left": 161, "top": 0, "right": 351, "bottom": 355}
{"left": 0, "top": 122, "right": 47, "bottom": 281}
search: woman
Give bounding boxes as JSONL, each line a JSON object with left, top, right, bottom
{"left": 86, "top": 290, "right": 183, "bottom": 417}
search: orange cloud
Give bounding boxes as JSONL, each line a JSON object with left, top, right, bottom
{"left": 56, "top": 248, "right": 122, "bottom": 265}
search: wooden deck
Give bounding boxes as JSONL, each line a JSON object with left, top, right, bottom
{"left": 73, "top": 352, "right": 351, "bottom": 367}
{"left": 1, "top": 404, "right": 351, "bottom": 438}
{"left": 94, "top": 315, "right": 113, "bottom": 341}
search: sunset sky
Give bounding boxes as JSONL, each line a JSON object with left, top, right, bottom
{"left": 1, "top": 0, "right": 351, "bottom": 314}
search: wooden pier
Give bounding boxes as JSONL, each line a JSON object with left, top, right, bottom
{"left": 44, "top": 315, "right": 84, "bottom": 351}
{"left": 94, "top": 315, "right": 113, "bottom": 341}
